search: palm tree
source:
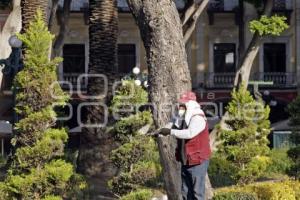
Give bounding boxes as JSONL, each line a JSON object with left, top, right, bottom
{"left": 21, "top": 0, "right": 49, "bottom": 31}
{"left": 77, "top": 0, "right": 118, "bottom": 197}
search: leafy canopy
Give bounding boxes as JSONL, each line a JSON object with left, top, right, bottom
{"left": 250, "top": 15, "right": 289, "bottom": 36}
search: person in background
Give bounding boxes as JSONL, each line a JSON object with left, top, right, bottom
{"left": 159, "top": 91, "right": 211, "bottom": 200}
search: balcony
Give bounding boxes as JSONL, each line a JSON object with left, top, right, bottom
{"left": 205, "top": 72, "right": 296, "bottom": 89}
{"left": 272, "top": 0, "right": 293, "bottom": 24}
{"left": 205, "top": 73, "right": 236, "bottom": 88}
{"left": 207, "top": 0, "right": 240, "bottom": 25}
{"left": 61, "top": 73, "right": 87, "bottom": 92}
{"left": 255, "top": 72, "right": 296, "bottom": 88}
{"left": 273, "top": 0, "right": 293, "bottom": 11}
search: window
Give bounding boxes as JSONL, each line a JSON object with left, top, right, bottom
{"left": 118, "top": 44, "right": 136, "bottom": 74}
{"left": 209, "top": 0, "right": 238, "bottom": 11}
{"left": 264, "top": 43, "right": 286, "bottom": 73}
{"left": 213, "top": 43, "right": 236, "bottom": 73}
{"left": 63, "top": 44, "right": 85, "bottom": 73}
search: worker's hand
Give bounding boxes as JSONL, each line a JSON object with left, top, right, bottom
{"left": 159, "top": 127, "right": 171, "bottom": 136}
{"left": 158, "top": 123, "right": 173, "bottom": 136}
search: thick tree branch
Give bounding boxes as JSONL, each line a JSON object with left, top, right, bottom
{"left": 183, "top": 0, "right": 209, "bottom": 44}
{"left": 52, "top": 0, "right": 72, "bottom": 57}
{"left": 181, "top": 0, "right": 197, "bottom": 26}
{"left": 210, "top": 0, "right": 274, "bottom": 150}
{"left": 48, "top": 0, "right": 59, "bottom": 30}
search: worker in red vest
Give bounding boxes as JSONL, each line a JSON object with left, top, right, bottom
{"left": 159, "top": 91, "right": 212, "bottom": 200}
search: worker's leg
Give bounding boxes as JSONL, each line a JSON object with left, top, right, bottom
{"left": 181, "top": 165, "right": 194, "bottom": 200}
{"left": 189, "top": 160, "right": 210, "bottom": 200}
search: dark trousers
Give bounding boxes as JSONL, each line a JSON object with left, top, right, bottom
{"left": 181, "top": 160, "right": 209, "bottom": 200}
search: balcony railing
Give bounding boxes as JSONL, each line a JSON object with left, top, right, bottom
{"left": 61, "top": 73, "right": 87, "bottom": 91}
{"left": 206, "top": 73, "right": 236, "bottom": 88}
{"left": 255, "top": 72, "right": 296, "bottom": 87}
{"left": 205, "top": 72, "right": 296, "bottom": 89}
{"left": 274, "top": 0, "right": 293, "bottom": 11}
{"left": 208, "top": 0, "right": 239, "bottom": 12}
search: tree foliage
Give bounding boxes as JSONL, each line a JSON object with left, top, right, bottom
{"left": 250, "top": 15, "right": 289, "bottom": 36}
{"left": 286, "top": 96, "right": 300, "bottom": 180}
{"left": 0, "top": 11, "right": 86, "bottom": 199}
{"left": 217, "top": 85, "right": 271, "bottom": 184}
{"left": 108, "top": 80, "right": 162, "bottom": 197}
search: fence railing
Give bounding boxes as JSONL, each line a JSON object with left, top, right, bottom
{"left": 205, "top": 72, "right": 296, "bottom": 88}
{"left": 61, "top": 73, "right": 87, "bottom": 91}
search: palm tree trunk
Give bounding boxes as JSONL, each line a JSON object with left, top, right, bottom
{"left": 21, "top": 0, "right": 49, "bottom": 32}
{"left": 77, "top": 0, "right": 118, "bottom": 198}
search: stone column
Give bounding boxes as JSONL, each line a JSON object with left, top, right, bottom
{"left": 196, "top": 16, "right": 206, "bottom": 89}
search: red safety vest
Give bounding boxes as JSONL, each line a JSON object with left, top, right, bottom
{"left": 176, "top": 115, "right": 212, "bottom": 166}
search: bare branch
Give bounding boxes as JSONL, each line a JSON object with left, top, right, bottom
{"left": 48, "top": 0, "right": 59, "bottom": 30}
{"left": 181, "top": 0, "right": 197, "bottom": 26}
{"left": 183, "top": 0, "right": 209, "bottom": 44}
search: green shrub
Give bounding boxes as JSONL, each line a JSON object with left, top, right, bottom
{"left": 213, "top": 192, "right": 258, "bottom": 200}
{"left": 109, "top": 80, "right": 162, "bottom": 197}
{"left": 0, "top": 10, "right": 86, "bottom": 199}
{"left": 120, "top": 189, "right": 153, "bottom": 200}
{"left": 208, "top": 153, "right": 237, "bottom": 188}
{"left": 109, "top": 136, "right": 162, "bottom": 195}
{"left": 216, "top": 180, "right": 300, "bottom": 200}
{"left": 113, "top": 111, "right": 153, "bottom": 142}
{"left": 110, "top": 80, "right": 148, "bottom": 118}
{"left": 262, "top": 148, "right": 292, "bottom": 177}
{"left": 41, "top": 196, "right": 62, "bottom": 200}
{"left": 217, "top": 84, "right": 271, "bottom": 184}
{"left": 131, "top": 161, "right": 162, "bottom": 187}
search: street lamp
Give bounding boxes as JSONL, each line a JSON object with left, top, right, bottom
{"left": 5, "top": 35, "right": 22, "bottom": 125}
{"left": 132, "top": 67, "right": 148, "bottom": 88}
{"left": 9, "top": 35, "right": 22, "bottom": 48}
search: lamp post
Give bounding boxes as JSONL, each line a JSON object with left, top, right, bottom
{"left": 132, "top": 67, "right": 148, "bottom": 89}
{"left": 9, "top": 35, "right": 22, "bottom": 125}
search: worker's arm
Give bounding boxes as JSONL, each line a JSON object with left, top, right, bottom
{"left": 170, "top": 115, "right": 206, "bottom": 139}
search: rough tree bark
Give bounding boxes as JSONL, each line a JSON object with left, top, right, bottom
{"left": 210, "top": 0, "right": 274, "bottom": 150}
{"left": 127, "top": 0, "right": 213, "bottom": 199}
{"left": 0, "top": 0, "right": 21, "bottom": 89}
{"left": 48, "top": 0, "right": 59, "bottom": 31}
{"left": 21, "top": 0, "right": 49, "bottom": 32}
{"left": 77, "top": 0, "right": 119, "bottom": 198}
{"left": 52, "top": 0, "right": 72, "bottom": 57}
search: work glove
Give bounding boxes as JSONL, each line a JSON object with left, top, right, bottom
{"left": 158, "top": 122, "right": 173, "bottom": 136}
{"left": 148, "top": 123, "right": 172, "bottom": 137}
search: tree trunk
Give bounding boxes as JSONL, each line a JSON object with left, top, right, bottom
{"left": 0, "top": 0, "right": 22, "bottom": 89}
{"left": 126, "top": 1, "right": 214, "bottom": 200}
{"left": 21, "top": 0, "right": 49, "bottom": 32}
{"left": 234, "top": 0, "right": 274, "bottom": 88}
{"left": 48, "top": 0, "right": 59, "bottom": 31}
{"left": 52, "top": 0, "right": 72, "bottom": 57}
{"left": 77, "top": 0, "right": 119, "bottom": 198}
{"left": 210, "top": 0, "right": 274, "bottom": 151}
